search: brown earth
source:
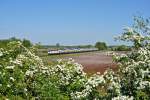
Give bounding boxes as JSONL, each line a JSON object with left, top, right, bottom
{"left": 64, "top": 52, "right": 117, "bottom": 74}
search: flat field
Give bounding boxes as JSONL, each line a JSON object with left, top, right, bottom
{"left": 40, "top": 51, "right": 117, "bottom": 74}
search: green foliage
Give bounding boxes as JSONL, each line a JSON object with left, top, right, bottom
{"left": 0, "top": 37, "right": 32, "bottom": 48}
{"left": 95, "top": 42, "right": 107, "bottom": 50}
{"left": 0, "top": 37, "right": 21, "bottom": 48}
{"left": 111, "top": 45, "right": 131, "bottom": 51}
{"left": 22, "top": 39, "right": 32, "bottom": 48}
{"left": 135, "top": 91, "right": 149, "bottom": 100}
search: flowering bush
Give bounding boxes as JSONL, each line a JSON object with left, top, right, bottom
{"left": 114, "top": 16, "right": 150, "bottom": 99}
{"left": 0, "top": 41, "right": 106, "bottom": 99}
{"left": 0, "top": 16, "right": 150, "bottom": 99}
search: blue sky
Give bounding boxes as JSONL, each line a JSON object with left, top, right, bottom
{"left": 0, "top": 0, "right": 150, "bottom": 45}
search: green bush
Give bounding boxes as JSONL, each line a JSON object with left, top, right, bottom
{"left": 95, "top": 42, "right": 107, "bottom": 50}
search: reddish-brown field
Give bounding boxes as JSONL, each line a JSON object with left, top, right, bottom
{"left": 64, "top": 52, "right": 117, "bottom": 74}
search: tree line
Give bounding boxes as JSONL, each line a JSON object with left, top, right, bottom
{"left": 0, "top": 37, "right": 131, "bottom": 51}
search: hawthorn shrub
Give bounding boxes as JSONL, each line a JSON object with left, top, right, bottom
{"left": 0, "top": 41, "right": 114, "bottom": 99}
{"left": 0, "top": 16, "right": 149, "bottom": 100}
{"left": 113, "top": 16, "right": 150, "bottom": 99}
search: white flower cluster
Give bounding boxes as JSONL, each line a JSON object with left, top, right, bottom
{"left": 0, "top": 48, "right": 3, "bottom": 57}
{"left": 106, "top": 51, "right": 115, "bottom": 56}
{"left": 10, "top": 77, "right": 15, "bottom": 82}
{"left": 103, "top": 70, "right": 121, "bottom": 96}
{"left": 48, "top": 59, "right": 86, "bottom": 86}
{"left": 112, "top": 95, "right": 133, "bottom": 100}
{"left": 114, "top": 47, "right": 150, "bottom": 93}
{"left": 138, "top": 81, "right": 150, "bottom": 89}
{"left": 71, "top": 74, "right": 105, "bottom": 99}
{"left": 10, "top": 59, "right": 23, "bottom": 67}
{"left": 25, "top": 70, "right": 34, "bottom": 77}
{"left": 6, "top": 65, "right": 15, "bottom": 69}
{"left": 117, "top": 27, "right": 144, "bottom": 44}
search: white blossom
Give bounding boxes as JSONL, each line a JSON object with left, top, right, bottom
{"left": 7, "top": 84, "right": 10, "bottom": 88}
{"left": 10, "top": 77, "right": 15, "bottom": 82}
{"left": 6, "top": 65, "right": 15, "bottom": 69}
{"left": 0, "top": 51, "right": 3, "bottom": 57}
{"left": 25, "top": 70, "right": 34, "bottom": 77}
{"left": 112, "top": 95, "right": 133, "bottom": 100}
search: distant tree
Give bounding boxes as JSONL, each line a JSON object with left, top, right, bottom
{"left": 85, "top": 45, "right": 93, "bottom": 48}
{"left": 77, "top": 45, "right": 93, "bottom": 48}
{"left": 95, "top": 42, "right": 107, "bottom": 50}
{"left": 56, "top": 43, "right": 60, "bottom": 48}
{"left": 22, "top": 39, "right": 32, "bottom": 48}
{"left": 10, "top": 37, "right": 21, "bottom": 41}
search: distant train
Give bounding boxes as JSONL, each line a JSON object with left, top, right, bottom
{"left": 48, "top": 48, "right": 98, "bottom": 55}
